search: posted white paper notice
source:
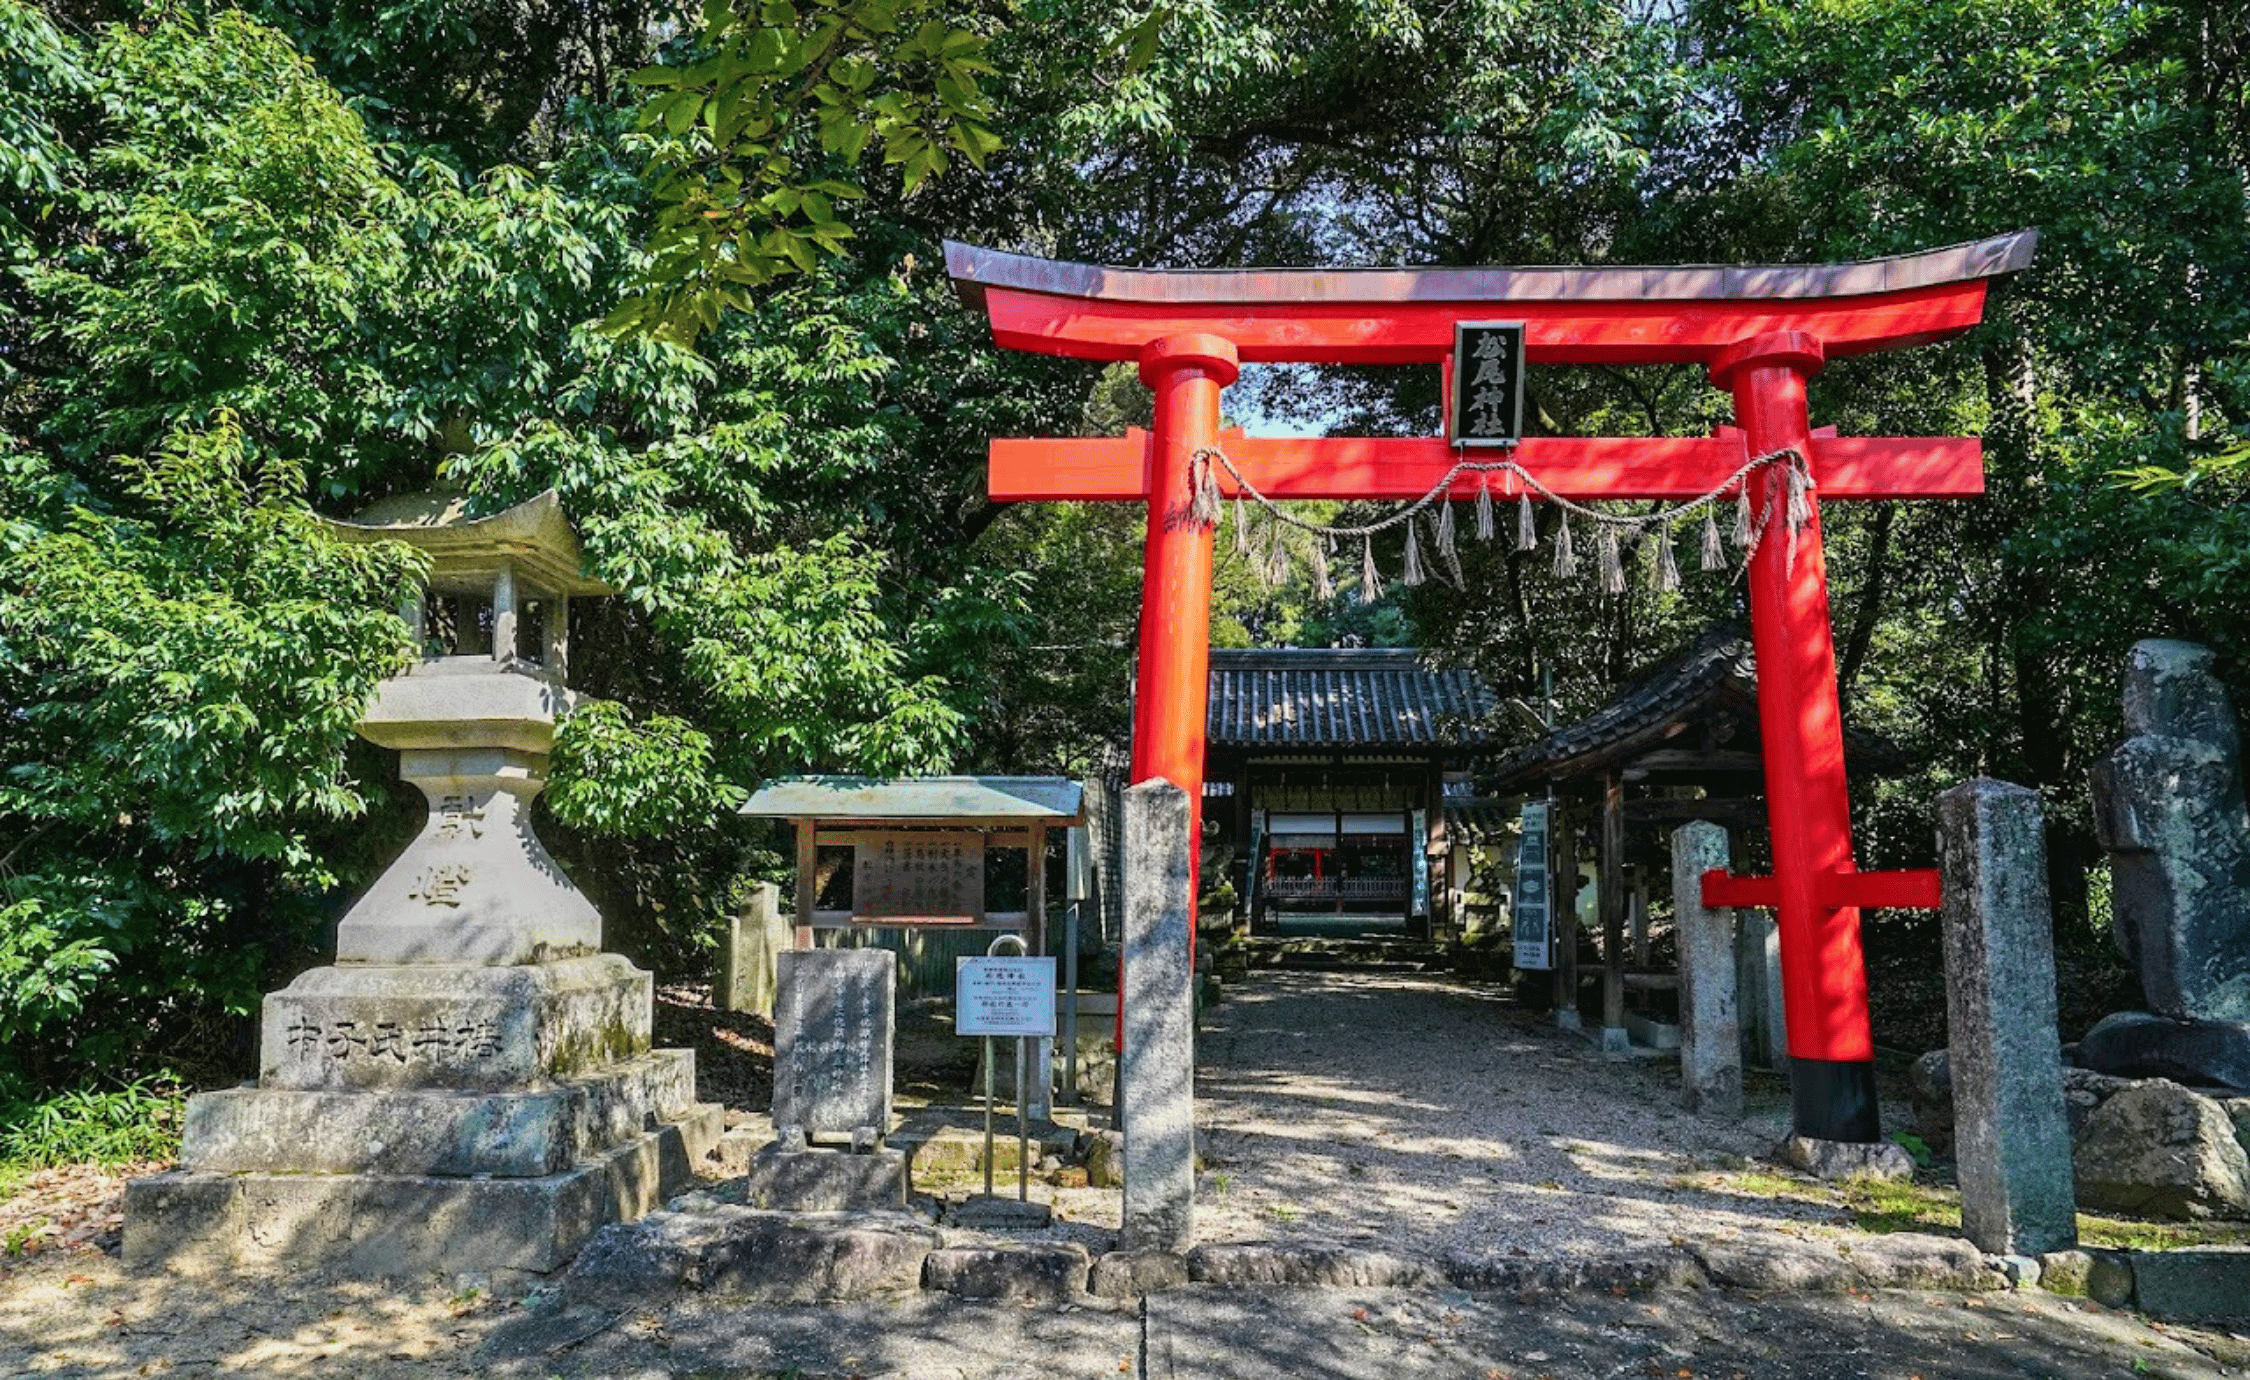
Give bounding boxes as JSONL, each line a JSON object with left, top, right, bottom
{"left": 956, "top": 956, "right": 1057, "bottom": 1037}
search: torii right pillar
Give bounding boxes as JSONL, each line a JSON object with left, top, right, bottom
{"left": 1705, "top": 330, "right": 1934, "bottom": 1142}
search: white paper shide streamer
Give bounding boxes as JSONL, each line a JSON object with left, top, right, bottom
{"left": 1186, "top": 443, "right": 1816, "bottom": 600}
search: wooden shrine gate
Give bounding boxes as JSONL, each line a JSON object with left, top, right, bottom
{"left": 946, "top": 231, "right": 2037, "bottom": 1143}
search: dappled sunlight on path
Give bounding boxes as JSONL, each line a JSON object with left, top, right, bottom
{"left": 1191, "top": 969, "right": 1842, "bottom": 1261}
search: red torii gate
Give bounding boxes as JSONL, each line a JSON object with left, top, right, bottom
{"left": 946, "top": 231, "right": 2037, "bottom": 1143}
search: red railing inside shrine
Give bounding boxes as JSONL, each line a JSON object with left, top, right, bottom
{"left": 946, "top": 230, "right": 2037, "bottom": 1143}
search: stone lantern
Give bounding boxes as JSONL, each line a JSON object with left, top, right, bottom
{"left": 328, "top": 488, "right": 611, "bottom": 966}
{"left": 126, "top": 491, "right": 721, "bottom": 1279}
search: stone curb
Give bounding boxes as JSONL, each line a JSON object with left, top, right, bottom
{"left": 924, "top": 1243, "right": 1091, "bottom": 1301}
{"left": 2035, "top": 1244, "right": 2250, "bottom": 1321}
{"left": 1442, "top": 1251, "right": 1708, "bottom": 1296}
{"left": 569, "top": 1207, "right": 2241, "bottom": 1318}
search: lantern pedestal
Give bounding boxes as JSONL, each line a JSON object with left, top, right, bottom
{"left": 125, "top": 956, "right": 722, "bottom": 1276}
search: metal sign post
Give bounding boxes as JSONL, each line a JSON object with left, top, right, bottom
{"left": 958, "top": 938, "right": 1057, "bottom": 1205}
{"left": 1062, "top": 826, "right": 1092, "bottom": 1106}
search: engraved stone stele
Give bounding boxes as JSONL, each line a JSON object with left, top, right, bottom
{"left": 772, "top": 949, "right": 896, "bottom": 1142}
{"left": 1121, "top": 778, "right": 1195, "bottom": 1252}
{"left": 126, "top": 490, "right": 723, "bottom": 1278}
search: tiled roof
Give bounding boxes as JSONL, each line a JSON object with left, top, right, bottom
{"left": 1482, "top": 630, "right": 1754, "bottom": 792}
{"left": 1207, "top": 649, "right": 1494, "bottom": 749}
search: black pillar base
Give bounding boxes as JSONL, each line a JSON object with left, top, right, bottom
{"left": 1790, "top": 1057, "right": 1880, "bottom": 1142}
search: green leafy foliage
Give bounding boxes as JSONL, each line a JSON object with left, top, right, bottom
{"left": 2, "top": 0, "right": 2246, "bottom": 1107}
{"left": 0, "top": 1077, "right": 186, "bottom": 1170}
{"left": 608, "top": 0, "right": 999, "bottom": 340}
{"left": 0, "top": 3, "right": 996, "bottom": 1084}
{"left": 0, "top": 419, "right": 420, "bottom": 1083}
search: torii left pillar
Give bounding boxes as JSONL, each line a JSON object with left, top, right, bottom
{"left": 1129, "top": 334, "right": 1239, "bottom": 895}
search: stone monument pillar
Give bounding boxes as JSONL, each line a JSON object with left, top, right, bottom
{"left": 125, "top": 490, "right": 722, "bottom": 1277}
{"left": 1936, "top": 779, "right": 2077, "bottom": 1256}
{"left": 1673, "top": 821, "right": 1743, "bottom": 1118}
{"left": 720, "top": 881, "right": 792, "bottom": 1016}
{"left": 1121, "top": 778, "right": 1196, "bottom": 1252}
{"left": 2085, "top": 639, "right": 2250, "bottom": 1089}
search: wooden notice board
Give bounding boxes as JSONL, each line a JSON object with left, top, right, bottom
{"left": 850, "top": 830, "right": 985, "bottom": 922}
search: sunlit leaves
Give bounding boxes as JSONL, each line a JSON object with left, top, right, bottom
{"left": 0, "top": 422, "right": 421, "bottom": 1054}
{"left": 607, "top": 0, "right": 999, "bottom": 343}
{"left": 547, "top": 702, "right": 749, "bottom": 836}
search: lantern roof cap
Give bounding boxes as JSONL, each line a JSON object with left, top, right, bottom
{"left": 319, "top": 488, "right": 613, "bottom": 596}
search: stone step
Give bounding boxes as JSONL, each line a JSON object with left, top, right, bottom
{"left": 126, "top": 1103, "right": 724, "bottom": 1277}
{"left": 180, "top": 1050, "right": 699, "bottom": 1178}
{"left": 1241, "top": 938, "right": 1445, "bottom": 972}
{"left": 891, "top": 1115, "right": 1081, "bottom": 1186}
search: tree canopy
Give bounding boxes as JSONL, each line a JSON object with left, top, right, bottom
{"left": 2, "top": 0, "right": 2245, "bottom": 1092}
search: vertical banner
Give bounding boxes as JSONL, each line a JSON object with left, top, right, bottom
{"left": 1513, "top": 800, "right": 1552, "bottom": 969}
{"left": 1410, "top": 808, "right": 1430, "bottom": 916}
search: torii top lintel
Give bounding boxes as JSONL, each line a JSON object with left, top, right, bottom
{"left": 942, "top": 231, "right": 2037, "bottom": 367}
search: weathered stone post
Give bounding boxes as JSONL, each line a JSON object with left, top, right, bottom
{"left": 1736, "top": 911, "right": 1787, "bottom": 1070}
{"left": 1936, "top": 778, "right": 2078, "bottom": 1257}
{"left": 1121, "top": 778, "right": 1195, "bottom": 1252}
{"left": 1673, "top": 822, "right": 1743, "bottom": 1118}
{"left": 720, "top": 881, "right": 791, "bottom": 1016}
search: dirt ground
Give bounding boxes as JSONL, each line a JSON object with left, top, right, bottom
{"left": 7, "top": 966, "right": 2250, "bottom": 1378}
{"left": 0, "top": 1236, "right": 511, "bottom": 1379}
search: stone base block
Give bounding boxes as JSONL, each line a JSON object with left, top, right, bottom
{"left": 1624, "top": 1013, "right": 1681, "bottom": 1051}
{"left": 124, "top": 1104, "right": 721, "bottom": 1277}
{"left": 1690, "top": 1230, "right": 2000, "bottom": 1292}
{"left": 566, "top": 1206, "right": 939, "bottom": 1304}
{"left": 182, "top": 1050, "right": 697, "bottom": 1178}
{"left": 925, "top": 1243, "right": 1088, "bottom": 1300}
{"left": 2078, "top": 1010, "right": 2250, "bottom": 1092}
{"left": 260, "top": 955, "right": 652, "bottom": 1092}
{"left": 1778, "top": 1133, "right": 1916, "bottom": 1182}
{"left": 739, "top": 1144, "right": 908, "bottom": 1211}
{"left": 1187, "top": 1242, "right": 1444, "bottom": 1288}
{"left": 945, "top": 1195, "right": 1054, "bottom": 1230}
{"left": 1089, "top": 1248, "right": 1189, "bottom": 1298}
{"left": 898, "top": 1119, "right": 1076, "bottom": 1183}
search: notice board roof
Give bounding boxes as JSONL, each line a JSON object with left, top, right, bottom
{"left": 739, "top": 776, "right": 1084, "bottom": 825}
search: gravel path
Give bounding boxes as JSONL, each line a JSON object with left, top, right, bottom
{"left": 1188, "top": 968, "right": 1856, "bottom": 1261}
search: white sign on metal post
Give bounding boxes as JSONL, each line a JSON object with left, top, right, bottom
{"left": 957, "top": 956, "right": 1057, "bottom": 1037}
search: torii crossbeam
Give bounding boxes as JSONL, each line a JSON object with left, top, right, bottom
{"left": 947, "top": 231, "right": 2037, "bottom": 1144}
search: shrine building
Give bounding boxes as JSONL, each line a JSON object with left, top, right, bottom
{"left": 1199, "top": 648, "right": 1495, "bottom": 936}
